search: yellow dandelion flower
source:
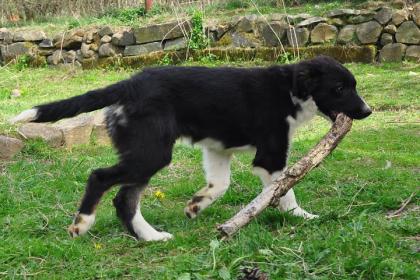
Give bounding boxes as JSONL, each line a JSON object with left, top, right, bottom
{"left": 94, "top": 243, "right": 103, "bottom": 250}
{"left": 154, "top": 190, "right": 165, "bottom": 200}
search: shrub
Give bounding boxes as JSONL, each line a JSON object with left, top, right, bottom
{"left": 188, "top": 10, "right": 208, "bottom": 50}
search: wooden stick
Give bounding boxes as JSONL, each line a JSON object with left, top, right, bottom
{"left": 218, "top": 113, "right": 353, "bottom": 237}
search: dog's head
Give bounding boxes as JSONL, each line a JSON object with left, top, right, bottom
{"left": 293, "top": 55, "right": 372, "bottom": 121}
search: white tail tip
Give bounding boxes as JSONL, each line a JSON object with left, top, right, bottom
{"left": 9, "top": 108, "right": 38, "bottom": 124}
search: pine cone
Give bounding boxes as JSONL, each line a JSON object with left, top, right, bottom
{"left": 239, "top": 267, "right": 268, "bottom": 280}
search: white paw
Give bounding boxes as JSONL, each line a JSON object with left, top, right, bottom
{"left": 142, "top": 231, "right": 173, "bottom": 242}
{"left": 68, "top": 213, "right": 95, "bottom": 237}
{"left": 292, "top": 208, "right": 319, "bottom": 220}
{"left": 184, "top": 195, "right": 209, "bottom": 219}
{"left": 184, "top": 205, "right": 199, "bottom": 219}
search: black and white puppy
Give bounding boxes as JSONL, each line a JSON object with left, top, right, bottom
{"left": 11, "top": 55, "right": 372, "bottom": 241}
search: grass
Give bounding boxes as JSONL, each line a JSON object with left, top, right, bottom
{"left": 0, "top": 61, "right": 419, "bottom": 279}
{"left": 3, "top": 0, "right": 366, "bottom": 36}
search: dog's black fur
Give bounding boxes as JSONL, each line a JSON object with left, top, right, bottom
{"left": 24, "top": 55, "right": 371, "bottom": 238}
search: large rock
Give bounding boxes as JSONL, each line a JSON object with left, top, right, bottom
{"left": 379, "top": 43, "right": 407, "bottom": 62}
{"left": 391, "top": 9, "right": 409, "bottom": 26}
{"left": 98, "top": 26, "right": 113, "bottom": 37}
{"left": 348, "top": 11, "right": 375, "bottom": 24}
{"left": 296, "top": 17, "right": 326, "bottom": 27}
{"left": 384, "top": 24, "right": 397, "bottom": 34}
{"left": 395, "top": 21, "right": 420, "bottom": 44}
{"left": 231, "top": 32, "right": 259, "bottom": 48}
{"left": 310, "top": 23, "right": 337, "bottom": 44}
{"left": 0, "top": 28, "right": 12, "bottom": 41}
{"left": 260, "top": 22, "right": 288, "bottom": 47}
{"left": 348, "top": 15, "right": 374, "bottom": 24}
{"left": 164, "top": 37, "right": 187, "bottom": 51}
{"left": 0, "top": 42, "right": 37, "bottom": 61}
{"left": 112, "top": 31, "right": 135, "bottom": 46}
{"left": 380, "top": 33, "right": 394, "bottom": 46}
{"left": 39, "top": 39, "right": 54, "bottom": 48}
{"left": 286, "top": 13, "right": 311, "bottom": 25}
{"left": 413, "top": 4, "right": 420, "bottom": 26}
{"left": 207, "top": 22, "right": 233, "bottom": 40}
{"left": 337, "top": 25, "right": 357, "bottom": 44}
{"left": 374, "top": 7, "right": 393, "bottom": 25}
{"left": 80, "top": 43, "right": 96, "bottom": 58}
{"left": 286, "top": 27, "right": 309, "bottom": 47}
{"left": 328, "top": 18, "right": 345, "bottom": 27}
{"left": 83, "top": 29, "right": 100, "bottom": 44}
{"left": 326, "top": 9, "right": 361, "bottom": 18}
{"left": 405, "top": 45, "right": 420, "bottom": 62}
{"left": 100, "top": 35, "right": 112, "bottom": 43}
{"left": 92, "top": 111, "right": 111, "bottom": 146}
{"left": 13, "top": 30, "right": 46, "bottom": 42}
{"left": 53, "top": 114, "right": 94, "bottom": 148}
{"left": 18, "top": 123, "right": 63, "bottom": 147}
{"left": 53, "top": 30, "right": 84, "bottom": 49}
{"left": 98, "top": 43, "right": 121, "bottom": 57}
{"left": 267, "top": 13, "right": 287, "bottom": 22}
{"left": 356, "top": 21, "right": 382, "bottom": 44}
{"left": 123, "top": 42, "right": 162, "bottom": 56}
{"left": 47, "top": 50, "right": 76, "bottom": 65}
{"left": 0, "top": 135, "right": 23, "bottom": 160}
{"left": 133, "top": 21, "right": 191, "bottom": 44}
{"left": 237, "top": 14, "right": 258, "bottom": 33}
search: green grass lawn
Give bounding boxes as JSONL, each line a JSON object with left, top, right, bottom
{"left": 0, "top": 61, "right": 419, "bottom": 279}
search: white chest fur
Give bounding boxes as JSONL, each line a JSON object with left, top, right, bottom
{"left": 286, "top": 96, "right": 318, "bottom": 139}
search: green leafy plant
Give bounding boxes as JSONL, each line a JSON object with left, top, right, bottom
{"left": 67, "top": 19, "right": 81, "bottom": 29}
{"left": 159, "top": 53, "right": 173, "bottom": 66}
{"left": 188, "top": 10, "right": 208, "bottom": 50}
{"left": 198, "top": 53, "right": 217, "bottom": 64}
{"left": 225, "top": 0, "right": 249, "bottom": 10}
{"left": 14, "top": 54, "right": 31, "bottom": 71}
{"left": 103, "top": 7, "right": 145, "bottom": 23}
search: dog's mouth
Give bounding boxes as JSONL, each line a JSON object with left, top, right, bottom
{"left": 328, "top": 111, "right": 339, "bottom": 121}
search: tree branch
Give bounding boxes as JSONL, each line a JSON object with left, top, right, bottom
{"left": 217, "top": 113, "right": 353, "bottom": 237}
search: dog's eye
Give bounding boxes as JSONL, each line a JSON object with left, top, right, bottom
{"left": 335, "top": 86, "right": 344, "bottom": 96}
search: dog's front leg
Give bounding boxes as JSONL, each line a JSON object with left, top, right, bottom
{"left": 184, "top": 148, "right": 231, "bottom": 219}
{"left": 253, "top": 167, "right": 318, "bottom": 219}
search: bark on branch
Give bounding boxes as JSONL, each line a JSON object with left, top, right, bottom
{"left": 217, "top": 113, "right": 353, "bottom": 237}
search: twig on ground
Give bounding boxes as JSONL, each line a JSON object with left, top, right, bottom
{"left": 386, "top": 192, "right": 416, "bottom": 218}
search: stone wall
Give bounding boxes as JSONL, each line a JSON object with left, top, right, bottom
{"left": 0, "top": 4, "right": 419, "bottom": 67}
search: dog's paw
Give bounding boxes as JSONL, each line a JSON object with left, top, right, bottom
{"left": 141, "top": 231, "right": 173, "bottom": 242}
{"left": 68, "top": 213, "right": 95, "bottom": 237}
{"left": 184, "top": 203, "right": 200, "bottom": 219}
{"left": 292, "top": 208, "right": 319, "bottom": 220}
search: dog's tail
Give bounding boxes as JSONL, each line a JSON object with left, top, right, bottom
{"left": 10, "top": 80, "right": 129, "bottom": 124}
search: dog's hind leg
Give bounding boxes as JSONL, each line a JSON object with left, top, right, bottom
{"left": 69, "top": 112, "right": 176, "bottom": 238}
{"left": 113, "top": 185, "right": 173, "bottom": 241}
{"left": 184, "top": 148, "right": 231, "bottom": 219}
{"left": 68, "top": 163, "right": 142, "bottom": 237}
{"left": 254, "top": 167, "right": 318, "bottom": 219}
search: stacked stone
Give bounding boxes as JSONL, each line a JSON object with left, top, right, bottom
{"left": 210, "top": 4, "right": 420, "bottom": 62}
{"left": 0, "top": 4, "right": 419, "bottom": 65}
{"left": 0, "top": 21, "right": 191, "bottom": 66}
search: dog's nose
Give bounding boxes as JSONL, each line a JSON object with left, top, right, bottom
{"left": 359, "top": 104, "right": 372, "bottom": 119}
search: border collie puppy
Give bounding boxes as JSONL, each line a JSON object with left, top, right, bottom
{"left": 11, "top": 56, "right": 371, "bottom": 241}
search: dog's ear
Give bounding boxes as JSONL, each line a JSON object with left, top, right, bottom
{"left": 293, "top": 67, "right": 318, "bottom": 99}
